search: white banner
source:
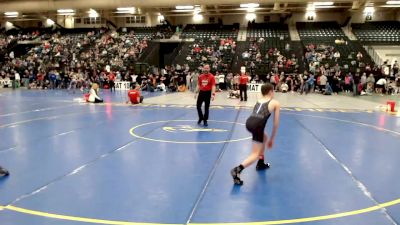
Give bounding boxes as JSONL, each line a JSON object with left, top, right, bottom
{"left": 114, "top": 81, "right": 130, "bottom": 90}
{"left": 247, "top": 83, "right": 262, "bottom": 93}
{"left": 0, "top": 80, "right": 12, "bottom": 88}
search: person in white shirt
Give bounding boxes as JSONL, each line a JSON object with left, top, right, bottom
{"left": 116, "top": 72, "right": 121, "bottom": 82}
{"left": 161, "top": 68, "right": 167, "bottom": 76}
{"left": 226, "top": 73, "right": 233, "bottom": 90}
{"left": 393, "top": 61, "right": 399, "bottom": 75}
{"left": 218, "top": 73, "right": 225, "bottom": 90}
{"left": 15, "top": 72, "right": 20, "bottom": 88}
{"left": 190, "top": 72, "right": 199, "bottom": 92}
{"left": 157, "top": 82, "right": 166, "bottom": 92}
{"left": 186, "top": 73, "right": 191, "bottom": 91}
{"left": 131, "top": 74, "right": 138, "bottom": 84}
{"left": 356, "top": 52, "right": 363, "bottom": 61}
{"left": 88, "top": 83, "right": 103, "bottom": 103}
{"left": 281, "top": 83, "right": 289, "bottom": 93}
{"left": 395, "top": 76, "right": 400, "bottom": 94}
{"left": 376, "top": 78, "right": 387, "bottom": 95}
{"left": 360, "top": 73, "right": 367, "bottom": 86}
{"left": 319, "top": 74, "right": 327, "bottom": 91}
{"left": 233, "top": 74, "right": 240, "bottom": 90}
{"left": 334, "top": 52, "right": 340, "bottom": 62}
{"left": 214, "top": 72, "right": 220, "bottom": 91}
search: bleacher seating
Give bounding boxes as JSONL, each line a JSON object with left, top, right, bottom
{"left": 247, "top": 23, "right": 290, "bottom": 40}
{"left": 180, "top": 24, "right": 239, "bottom": 39}
{"left": 123, "top": 26, "right": 174, "bottom": 39}
{"left": 234, "top": 23, "right": 301, "bottom": 75}
{"left": 297, "top": 22, "right": 346, "bottom": 40}
{"left": 298, "top": 22, "right": 374, "bottom": 74}
{"left": 175, "top": 39, "right": 234, "bottom": 73}
{"left": 351, "top": 21, "right": 400, "bottom": 44}
{"left": 241, "top": 38, "right": 299, "bottom": 76}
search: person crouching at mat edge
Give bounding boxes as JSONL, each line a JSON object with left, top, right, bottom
{"left": 195, "top": 64, "right": 216, "bottom": 127}
{"left": 231, "top": 83, "right": 280, "bottom": 185}
{"left": 127, "top": 84, "right": 144, "bottom": 104}
{"left": 0, "top": 166, "right": 9, "bottom": 177}
{"left": 88, "top": 83, "right": 104, "bottom": 103}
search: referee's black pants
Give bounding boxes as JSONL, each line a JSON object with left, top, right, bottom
{"left": 239, "top": 84, "right": 247, "bottom": 101}
{"left": 197, "top": 90, "right": 211, "bottom": 122}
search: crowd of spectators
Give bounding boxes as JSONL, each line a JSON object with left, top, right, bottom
{"left": 300, "top": 42, "right": 400, "bottom": 95}
{"left": 241, "top": 38, "right": 299, "bottom": 76}
{"left": 0, "top": 28, "right": 160, "bottom": 90}
{"left": 183, "top": 38, "right": 236, "bottom": 72}
{"left": 1, "top": 27, "right": 399, "bottom": 96}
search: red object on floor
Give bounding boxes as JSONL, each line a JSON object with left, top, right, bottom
{"left": 386, "top": 100, "right": 396, "bottom": 112}
{"left": 84, "top": 93, "right": 90, "bottom": 102}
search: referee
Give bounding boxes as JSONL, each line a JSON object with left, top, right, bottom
{"left": 239, "top": 71, "right": 249, "bottom": 101}
{"left": 0, "top": 166, "right": 9, "bottom": 177}
{"left": 195, "top": 65, "right": 216, "bottom": 127}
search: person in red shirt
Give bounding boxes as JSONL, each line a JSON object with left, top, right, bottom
{"left": 239, "top": 72, "right": 249, "bottom": 101}
{"left": 127, "top": 85, "right": 143, "bottom": 104}
{"left": 108, "top": 71, "right": 116, "bottom": 92}
{"left": 195, "top": 64, "right": 216, "bottom": 127}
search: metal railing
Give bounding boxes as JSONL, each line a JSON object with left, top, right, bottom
{"left": 364, "top": 45, "right": 383, "bottom": 65}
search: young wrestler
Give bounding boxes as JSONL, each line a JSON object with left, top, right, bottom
{"left": 231, "top": 83, "right": 280, "bottom": 185}
{"left": 127, "top": 84, "right": 144, "bottom": 104}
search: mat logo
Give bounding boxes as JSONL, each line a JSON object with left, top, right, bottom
{"left": 162, "top": 125, "right": 227, "bottom": 133}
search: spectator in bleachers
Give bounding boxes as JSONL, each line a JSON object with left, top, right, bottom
{"left": 395, "top": 76, "right": 400, "bottom": 94}
{"left": 319, "top": 73, "right": 327, "bottom": 92}
{"left": 376, "top": 77, "right": 387, "bottom": 95}
{"left": 356, "top": 52, "right": 363, "bottom": 61}
{"left": 226, "top": 72, "right": 233, "bottom": 90}
{"left": 382, "top": 61, "right": 390, "bottom": 77}
{"left": 280, "top": 82, "right": 289, "bottom": 93}
{"left": 393, "top": 60, "right": 399, "bottom": 75}
{"left": 324, "top": 82, "right": 333, "bottom": 95}
{"left": 344, "top": 74, "right": 353, "bottom": 93}
{"left": 361, "top": 73, "right": 367, "bottom": 87}
{"left": 305, "top": 74, "right": 315, "bottom": 94}
{"left": 218, "top": 72, "right": 225, "bottom": 91}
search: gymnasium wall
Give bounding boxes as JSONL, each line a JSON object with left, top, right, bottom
{"left": 169, "top": 11, "right": 396, "bottom": 27}
{"left": 0, "top": 10, "right": 397, "bottom": 30}
{"left": 371, "top": 46, "right": 400, "bottom": 65}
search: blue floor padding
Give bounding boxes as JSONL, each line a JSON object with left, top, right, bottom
{"left": 0, "top": 90, "right": 399, "bottom": 225}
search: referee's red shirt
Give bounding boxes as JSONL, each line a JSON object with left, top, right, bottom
{"left": 109, "top": 73, "right": 116, "bottom": 81}
{"left": 239, "top": 75, "right": 249, "bottom": 85}
{"left": 198, "top": 73, "right": 216, "bottom": 91}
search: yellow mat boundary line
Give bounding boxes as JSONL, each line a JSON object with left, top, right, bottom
{"left": 129, "top": 120, "right": 252, "bottom": 144}
{"left": 4, "top": 205, "right": 180, "bottom": 225}
{"left": 2, "top": 198, "right": 400, "bottom": 225}
{"left": 191, "top": 198, "right": 400, "bottom": 225}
